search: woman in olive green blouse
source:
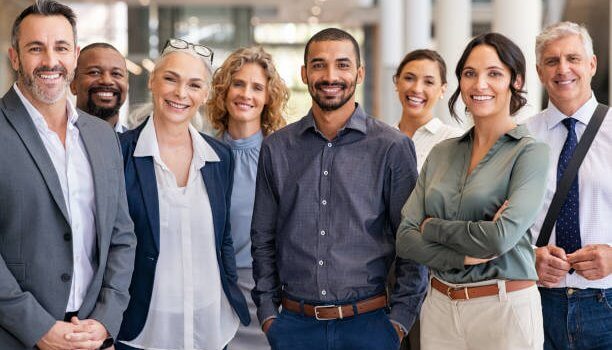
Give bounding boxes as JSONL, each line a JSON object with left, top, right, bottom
{"left": 396, "top": 33, "right": 549, "bottom": 350}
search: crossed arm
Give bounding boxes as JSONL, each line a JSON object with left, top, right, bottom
{"left": 397, "top": 142, "right": 550, "bottom": 268}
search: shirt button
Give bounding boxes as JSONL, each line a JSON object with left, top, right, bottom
{"left": 327, "top": 143, "right": 332, "bottom": 148}
{"left": 318, "top": 260, "right": 324, "bottom": 266}
{"left": 323, "top": 170, "right": 329, "bottom": 176}
{"left": 321, "top": 290, "right": 327, "bottom": 296}
{"left": 61, "top": 273, "right": 71, "bottom": 282}
{"left": 320, "top": 230, "right": 326, "bottom": 236}
{"left": 321, "top": 199, "right": 327, "bottom": 205}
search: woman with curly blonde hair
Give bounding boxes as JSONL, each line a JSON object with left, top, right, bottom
{"left": 208, "top": 46, "right": 288, "bottom": 350}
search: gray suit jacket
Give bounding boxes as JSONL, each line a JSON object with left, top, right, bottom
{"left": 0, "top": 87, "right": 136, "bottom": 348}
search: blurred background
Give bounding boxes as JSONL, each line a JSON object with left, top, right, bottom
{"left": 1, "top": 0, "right": 610, "bottom": 127}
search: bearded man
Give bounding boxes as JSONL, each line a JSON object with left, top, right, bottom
{"left": 251, "top": 27, "right": 427, "bottom": 350}
{"left": 0, "top": 1, "right": 136, "bottom": 349}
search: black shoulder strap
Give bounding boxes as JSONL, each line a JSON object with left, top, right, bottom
{"left": 536, "top": 103, "right": 608, "bottom": 247}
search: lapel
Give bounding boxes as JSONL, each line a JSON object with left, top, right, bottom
{"left": 1, "top": 87, "right": 70, "bottom": 224}
{"left": 134, "top": 155, "right": 161, "bottom": 252}
{"left": 201, "top": 163, "right": 223, "bottom": 250}
{"left": 75, "top": 115, "right": 108, "bottom": 255}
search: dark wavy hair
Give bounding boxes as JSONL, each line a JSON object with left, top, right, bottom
{"left": 393, "top": 49, "right": 447, "bottom": 85}
{"left": 448, "top": 32, "right": 527, "bottom": 122}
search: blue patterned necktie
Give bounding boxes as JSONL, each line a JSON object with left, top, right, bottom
{"left": 556, "top": 117, "right": 582, "bottom": 254}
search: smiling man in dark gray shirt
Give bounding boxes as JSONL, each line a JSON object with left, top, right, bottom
{"left": 251, "top": 28, "right": 427, "bottom": 350}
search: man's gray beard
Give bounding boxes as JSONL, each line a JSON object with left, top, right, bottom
{"left": 18, "top": 66, "right": 73, "bottom": 105}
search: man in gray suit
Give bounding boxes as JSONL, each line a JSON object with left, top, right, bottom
{"left": 0, "top": 1, "right": 136, "bottom": 349}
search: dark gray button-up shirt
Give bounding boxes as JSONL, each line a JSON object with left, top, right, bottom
{"left": 251, "top": 104, "right": 427, "bottom": 330}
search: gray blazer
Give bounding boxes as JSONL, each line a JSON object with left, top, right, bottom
{"left": 0, "top": 87, "right": 136, "bottom": 348}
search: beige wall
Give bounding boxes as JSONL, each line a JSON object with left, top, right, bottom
{"left": 1, "top": 0, "right": 30, "bottom": 95}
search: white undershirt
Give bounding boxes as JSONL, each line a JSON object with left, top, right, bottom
{"left": 14, "top": 83, "right": 96, "bottom": 312}
{"left": 123, "top": 116, "right": 239, "bottom": 350}
{"left": 525, "top": 95, "right": 612, "bottom": 289}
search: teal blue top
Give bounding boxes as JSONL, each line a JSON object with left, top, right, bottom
{"left": 396, "top": 124, "right": 550, "bottom": 284}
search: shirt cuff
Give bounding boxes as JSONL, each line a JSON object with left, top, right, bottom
{"left": 389, "top": 305, "right": 417, "bottom": 335}
{"left": 256, "top": 299, "right": 280, "bottom": 325}
{"left": 389, "top": 319, "right": 408, "bottom": 335}
{"left": 260, "top": 316, "right": 278, "bottom": 331}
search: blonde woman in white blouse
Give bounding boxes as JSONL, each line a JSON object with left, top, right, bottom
{"left": 115, "top": 39, "right": 249, "bottom": 350}
{"left": 394, "top": 49, "right": 463, "bottom": 172}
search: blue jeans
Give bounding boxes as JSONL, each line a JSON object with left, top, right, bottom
{"left": 265, "top": 308, "right": 400, "bottom": 350}
{"left": 539, "top": 287, "right": 612, "bottom": 350}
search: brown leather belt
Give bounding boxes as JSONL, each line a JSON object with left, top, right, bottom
{"left": 281, "top": 294, "right": 387, "bottom": 320}
{"left": 431, "top": 277, "right": 535, "bottom": 300}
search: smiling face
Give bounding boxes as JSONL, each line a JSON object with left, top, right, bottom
{"left": 225, "top": 63, "right": 268, "bottom": 130}
{"left": 149, "top": 51, "right": 209, "bottom": 125}
{"left": 70, "top": 47, "right": 128, "bottom": 121}
{"left": 459, "top": 44, "right": 516, "bottom": 121}
{"left": 537, "top": 34, "right": 596, "bottom": 116}
{"left": 9, "top": 14, "right": 78, "bottom": 106}
{"left": 301, "top": 39, "right": 364, "bottom": 114}
{"left": 395, "top": 59, "right": 446, "bottom": 121}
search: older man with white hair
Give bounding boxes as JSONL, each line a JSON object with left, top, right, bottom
{"left": 525, "top": 21, "right": 612, "bottom": 350}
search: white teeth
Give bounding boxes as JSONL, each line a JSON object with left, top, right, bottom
{"left": 39, "top": 73, "right": 60, "bottom": 80}
{"left": 167, "top": 100, "right": 188, "bottom": 109}
{"left": 235, "top": 102, "right": 253, "bottom": 109}
{"left": 472, "top": 95, "right": 493, "bottom": 101}
{"left": 322, "top": 86, "right": 340, "bottom": 92}
{"left": 96, "top": 92, "right": 114, "bottom": 98}
{"left": 407, "top": 96, "right": 425, "bottom": 104}
{"left": 557, "top": 80, "right": 573, "bottom": 85}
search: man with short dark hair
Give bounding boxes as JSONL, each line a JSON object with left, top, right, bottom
{"left": 0, "top": 1, "right": 136, "bottom": 349}
{"left": 70, "top": 42, "right": 128, "bottom": 132}
{"left": 526, "top": 21, "right": 612, "bottom": 350}
{"left": 251, "top": 27, "right": 427, "bottom": 350}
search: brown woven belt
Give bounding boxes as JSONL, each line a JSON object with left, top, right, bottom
{"left": 281, "top": 294, "right": 387, "bottom": 320}
{"left": 431, "top": 277, "right": 535, "bottom": 300}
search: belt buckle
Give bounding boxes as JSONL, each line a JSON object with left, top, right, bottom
{"left": 446, "top": 286, "right": 470, "bottom": 300}
{"left": 314, "top": 304, "right": 342, "bottom": 320}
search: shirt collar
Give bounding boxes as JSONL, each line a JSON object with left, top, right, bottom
{"left": 545, "top": 93, "right": 598, "bottom": 130}
{"left": 13, "top": 82, "right": 79, "bottom": 129}
{"left": 298, "top": 103, "right": 367, "bottom": 136}
{"left": 458, "top": 124, "right": 530, "bottom": 142}
{"left": 222, "top": 129, "right": 264, "bottom": 150}
{"left": 422, "top": 117, "right": 444, "bottom": 134}
{"left": 134, "top": 115, "right": 220, "bottom": 169}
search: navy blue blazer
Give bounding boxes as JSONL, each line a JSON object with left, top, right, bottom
{"left": 117, "top": 118, "right": 250, "bottom": 342}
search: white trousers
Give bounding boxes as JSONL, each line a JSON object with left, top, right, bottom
{"left": 420, "top": 280, "right": 544, "bottom": 350}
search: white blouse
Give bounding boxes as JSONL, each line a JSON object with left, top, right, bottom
{"left": 123, "top": 116, "right": 239, "bottom": 350}
{"left": 405, "top": 117, "right": 464, "bottom": 172}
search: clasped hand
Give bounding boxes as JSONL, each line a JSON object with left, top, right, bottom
{"left": 536, "top": 244, "right": 612, "bottom": 287}
{"left": 37, "top": 317, "right": 109, "bottom": 350}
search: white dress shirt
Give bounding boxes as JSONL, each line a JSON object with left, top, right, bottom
{"left": 524, "top": 94, "right": 612, "bottom": 289}
{"left": 14, "top": 83, "right": 97, "bottom": 312}
{"left": 122, "top": 116, "right": 239, "bottom": 350}
{"left": 398, "top": 117, "right": 464, "bottom": 172}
